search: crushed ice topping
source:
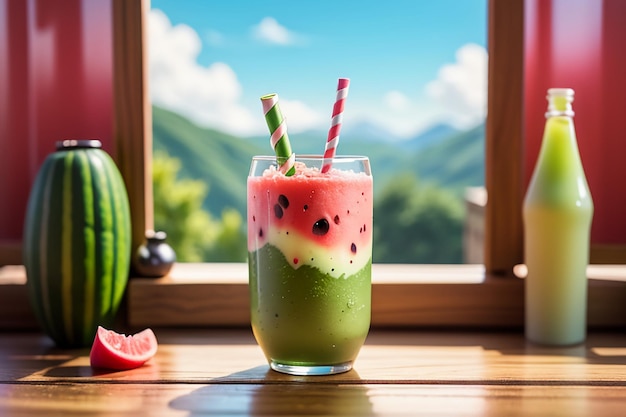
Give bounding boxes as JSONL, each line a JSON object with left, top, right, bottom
{"left": 262, "top": 161, "right": 367, "bottom": 178}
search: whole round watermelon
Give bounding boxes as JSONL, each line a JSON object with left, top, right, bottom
{"left": 23, "top": 139, "right": 131, "bottom": 347}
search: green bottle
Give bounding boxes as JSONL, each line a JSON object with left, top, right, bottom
{"left": 523, "top": 88, "right": 594, "bottom": 346}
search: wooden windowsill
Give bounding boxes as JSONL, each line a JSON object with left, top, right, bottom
{"left": 2, "top": 263, "right": 626, "bottom": 330}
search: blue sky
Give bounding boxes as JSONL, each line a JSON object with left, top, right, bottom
{"left": 149, "top": 0, "right": 487, "bottom": 139}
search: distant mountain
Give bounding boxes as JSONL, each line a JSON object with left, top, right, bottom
{"left": 152, "top": 106, "right": 484, "bottom": 217}
{"left": 408, "top": 122, "right": 485, "bottom": 193}
{"left": 245, "top": 128, "right": 400, "bottom": 161}
{"left": 340, "top": 120, "right": 401, "bottom": 143}
{"left": 252, "top": 119, "right": 402, "bottom": 145}
{"left": 404, "top": 123, "right": 460, "bottom": 151}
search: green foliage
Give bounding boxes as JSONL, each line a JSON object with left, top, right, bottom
{"left": 410, "top": 123, "right": 485, "bottom": 196}
{"left": 152, "top": 106, "right": 265, "bottom": 217}
{"left": 204, "top": 208, "right": 246, "bottom": 262}
{"left": 373, "top": 174, "right": 464, "bottom": 264}
{"left": 152, "top": 151, "right": 246, "bottom": 262}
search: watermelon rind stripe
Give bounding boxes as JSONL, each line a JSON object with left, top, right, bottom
{"left": 114, "top": 161, "right": 131, "bottom": 313}
{"left": 102, "top": 152, "right": 130, "bottom": 321}
{"left": 80, "top": 151, "right": 96, "bottom": 345}
{"left": 61, "top": 152, "right": 75, "bottom": 345}
{"left": 36, "top": 158, "right": 59, "bottom": 342}
{"left": 95, "top": 152, "right": 115, "bottom": 324}
{"left": 44, "top": 154, "right": 66, "bottom": 344}
{"left": 69, "top": 152, "right": 86, "bottom": 345}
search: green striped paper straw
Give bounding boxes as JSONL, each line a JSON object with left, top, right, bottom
{"left": 260, "top": 93, "right": 296, "bottom": 176}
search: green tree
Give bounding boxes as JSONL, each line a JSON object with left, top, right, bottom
{"left": 204, "top": 208, "right": 246, "bottom": 262}
{"left": 373, "top": 174, "right": 464, "bottom": 263}
{"left": 152, "top": 151, "right": 246, "bottom": 262}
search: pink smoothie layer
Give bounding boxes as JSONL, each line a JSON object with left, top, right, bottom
{"left": 247, "top": 162, "right": 373, "bottom": 278}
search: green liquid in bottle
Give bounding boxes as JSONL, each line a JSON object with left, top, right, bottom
{"left": 523, "top": 88, "right": 594, "bottom": 346}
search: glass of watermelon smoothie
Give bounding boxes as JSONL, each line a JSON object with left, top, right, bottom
{"left": 247, "top": 155, "right": 373, "bottom": 376}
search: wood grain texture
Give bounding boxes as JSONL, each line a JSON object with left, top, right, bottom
{"left": 112, "top": 0, "right": 153, "bottom": 252}
{"left": 0, "top": 241, "right": 21, "bottom": 267}
{"left": 591, "top": 245, "right": 626, "bottom": 265}
{"left": 3, "top": 329, "right": 626, "bottom": 384}
{"left": 3, "top": 263, "right": 626, "bottom": 330}
{"left": 484, "top": 0, "right": 525, "bottom": 274}
{"left": 2, "top": 329, "right": 626, "bottom": 416}
{"left": 2, "top": 383, "right": 626, "bottom": 416}
{"left": 125, "top": 263, "right": 626, "bottom": 329}
{"left": 0, "top": 267, "right": 37, "bottom": 329}
{"left": 126, "top": 264, "right": 523, "bottom": 328}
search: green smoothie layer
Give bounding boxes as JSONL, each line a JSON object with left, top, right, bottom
{"left": 249, "top": 244, "right": 371, "bottom": 366}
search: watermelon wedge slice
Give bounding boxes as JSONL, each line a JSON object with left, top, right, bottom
{"left": 89, "top": 326, "right": 158, "bottom": 370}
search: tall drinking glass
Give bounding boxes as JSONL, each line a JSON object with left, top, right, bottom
{"left": 247, "top": 155, "right": 373, "bottom": 376}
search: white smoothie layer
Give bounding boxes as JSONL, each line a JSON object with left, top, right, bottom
{"left": 263, "top": 226, "right": 372, "bottom": 279}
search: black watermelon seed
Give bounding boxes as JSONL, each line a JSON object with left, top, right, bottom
{"left": 334, "top": 215, "right": 340, "bottom": 225}
{"left": 274, "top": 204, "right": 283, "bottom": 219}
{"left": 351, "top": 243, "right": 357, "bottom": 253}
{"left": 278, "top": 194, "right": 289, "bottom": 208}
{"left": 303, "top": 204, "right": 309, "bottom": 211}
{"left": 312, "top": 219, "right": 330, "bottom": 235}
{"left": 259, "top": 228, "right": 264, "bottom": 238}
{"left": 363, "top": 224, "right": 367, "bottom": 232}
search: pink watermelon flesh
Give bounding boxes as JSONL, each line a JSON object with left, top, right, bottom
{"left": 248, "top": 164, "right": 373, "bottom": 269}
{"left": 89, "top": 326, "right": 157, "bottom": 370}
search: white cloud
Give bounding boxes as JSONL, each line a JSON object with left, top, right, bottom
{"left": 357, "top": 44, "right": 488, "bottom": 139}
{"left": 148, "top": 9, "right": 320, "bottom": 136}
{"left": 252, "top": 17, "right": 297, "bottom": 45}
{"left": 278, "top": 99, "right": 325, "bottom": 133}
{"left": 383, "top": 90, "right": 411, "bottom": 112}
{"left": 148, "top": 9, "right": 257, "bottom": 135}
{"left": 426, "top": 43, "right": 487, "bottom": 128}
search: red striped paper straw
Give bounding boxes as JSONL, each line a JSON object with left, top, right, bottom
{"left": 321, "top": 78, "right": 350, "bottom": 173}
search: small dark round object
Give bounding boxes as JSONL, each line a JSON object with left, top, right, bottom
{"left": 274, "top": 204, "right": 284, "bottom": 219}
{"left": 133, "top": 230, "right": 177, "bottom": 278}
{"left": 312, "top": 219, "right": 330, "bottom": 236}
{"left": 278, "top": 194, "right": 289, "bottom": 208}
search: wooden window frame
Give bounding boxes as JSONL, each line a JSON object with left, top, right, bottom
{"left": 112, "top": 0, "right": 528, "bottom": 276}
{"left": 2, "top": 0, "right": 626, "bottom": 330}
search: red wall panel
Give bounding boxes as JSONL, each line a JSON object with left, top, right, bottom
{"left": 524, "top": 0, "right": 626, "bottom": 245}
{"left": 0, "top": 0, "right": 113, "bottom": 243}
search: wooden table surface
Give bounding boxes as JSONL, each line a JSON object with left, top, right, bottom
{"left": 2, "top": 328, "right": 626, "bottom": 416}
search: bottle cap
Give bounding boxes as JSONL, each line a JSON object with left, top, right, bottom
{"left": 55, "top": 139, "right": 103, "bottom": 151}
{"left": 546, "top": 88, "right": 574, "bottom": 117}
